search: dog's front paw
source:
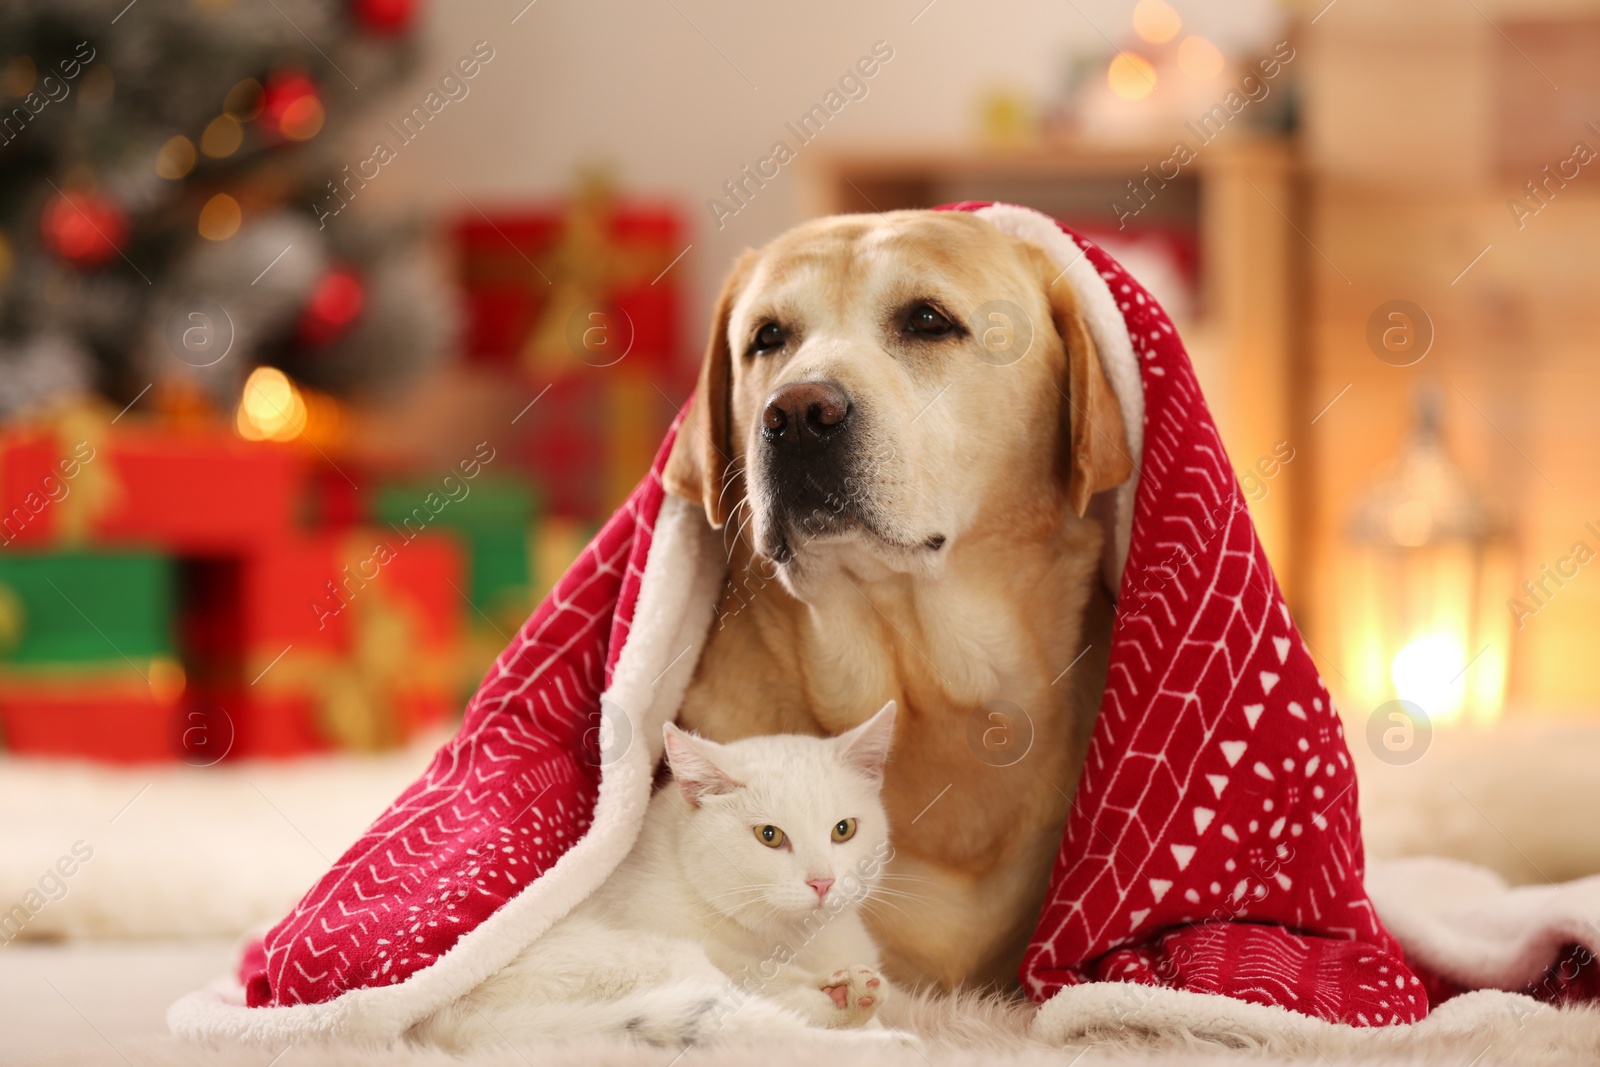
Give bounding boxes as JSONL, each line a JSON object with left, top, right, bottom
{"left": 819, "top": 965, "right": 884, "bottom": 1028}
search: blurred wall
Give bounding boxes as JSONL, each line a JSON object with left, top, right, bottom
{"left": 340, "top": 0, "right": 1282, "bottom": 348}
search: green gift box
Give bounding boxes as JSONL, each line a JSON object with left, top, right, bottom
{"left": 0, "top": 551, "right": 176, "bottom": 664}
{"left": 374, "top": 478, "right": 536, "bottom": 612}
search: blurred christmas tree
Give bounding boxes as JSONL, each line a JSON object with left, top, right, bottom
{"left": 0, "top": 0, "right": 456, "bottom": 422}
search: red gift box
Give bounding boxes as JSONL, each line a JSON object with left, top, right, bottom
{"left": 454, "top": 199, "right": 685, "bottom": 373}
{"left": 184, "top": 530, "right": 466, "bottom": 759}
{"left": 0, "top": 665, "right": 186, "bottom": 763}
{"left": 513, "top": 367, "right": 679, "bottom": 520}
{"left": 0, "top": 424, "right": 302, "bottom": 552}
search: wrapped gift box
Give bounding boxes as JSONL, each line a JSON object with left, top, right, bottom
{"left": 0, "top": 549, "right": 183, "bottom": 760}
{"left": 372, "top": 476, "right": 536, "bottom": 616}
{"left": 0, "top": 415, "right": 479, "bottom": 762}
{"left": 0, "top": 424, "right": 302, "bottom": 552}
{"left": 510, "top": 368, "right": 678, "bottom": 519}
{"left": 454, "top": 199, "right": 683, "bottom": 373}
{"left": 184, "top": 530, "right": 466, "bottom": 758}
{"left": 0, "top": 551, "right": 176, "bottom": 664}
{"left": 0, "top": 666, "right": 185, "bottom": 763}
{"left": 452, "top": 193, "right": 691, "bottom": 522}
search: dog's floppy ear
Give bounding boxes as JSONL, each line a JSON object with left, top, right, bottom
{"left": 663, "top": 250, "right": 756, "bottom": 529}
{"left": 1036, "top": 253, "right": 1133, "bottom": 516}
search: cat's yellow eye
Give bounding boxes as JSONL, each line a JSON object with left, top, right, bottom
{"left": 755, "top": 824, "right": 786, "bottom": 848}
{"left": 832, "top": 818, "right": 857, "bottom": 843}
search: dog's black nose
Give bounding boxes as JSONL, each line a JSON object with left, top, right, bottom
{"left": 762, "top": 381, "right": 851, "bottom": 446}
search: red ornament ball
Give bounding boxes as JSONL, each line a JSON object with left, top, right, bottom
{"left": 259, "top": 70, "right": 322, "bottom": 140}
{"left": 350, "top": 0, "right": 417, "bottom": 34}
{"left": 40, "top": 190, "right": 127, "bottom": 268}
{"left": 297, "top": 267, "right": 366, "bottom": 346}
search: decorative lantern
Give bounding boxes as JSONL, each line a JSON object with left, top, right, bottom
{"left": 1342, "top": 387, "right": 1512, "bottom": 727}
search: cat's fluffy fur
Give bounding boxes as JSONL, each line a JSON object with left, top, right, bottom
{"left": 411, "top": 703, "right": 909, "bottom": 1050}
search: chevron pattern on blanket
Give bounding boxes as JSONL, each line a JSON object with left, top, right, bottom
{"left": 1006, "top": 219, "right": 1427, "bottom": 1027}
{"left": 243, "top": 452, "right": 665, "bottom": 1007}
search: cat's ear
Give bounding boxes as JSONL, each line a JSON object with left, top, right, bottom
{"left": 835, "top": 701, "right": 897, "bottom": 782}
{"left": 663, "top": 722, "right": 743, "bottom": 806}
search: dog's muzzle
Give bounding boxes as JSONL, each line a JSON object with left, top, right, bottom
{"left": 758, "top": 379, "right": 862, "bottom": 558}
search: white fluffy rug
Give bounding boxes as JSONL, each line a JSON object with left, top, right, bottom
{"left": 3, "top": 716, "right": 1599, "bottom": 1064}
{"left": 16, "top": 980, "right": 1600, "bottom": 1067}
{"left": 0, "top": 737, "right": 443, "bottom": 942}
{"left": 1354, "top": 717, "right": 1600, "bottom": 885}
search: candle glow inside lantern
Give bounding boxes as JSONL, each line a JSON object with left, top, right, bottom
{"left": 1342, "top": 390, "right": 1512, "bottom": 727}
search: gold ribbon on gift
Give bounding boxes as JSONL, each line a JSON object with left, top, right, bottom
{"left": 0, "top": 582, "right": 24, "bottom": 660}
{"left": 49, "top": 401, "right": 120, "bottom": 545}
{"left": 249, "top": 541, "right": 459, "bottom": 751}
{"left": 520, "top": 167, "right": 675, "bottom": 379}
{"left": 0, "top": 655, "right": 185, "bottom": 701}
{"left": 0, "top": 398, "right": 121, "bottom": 548}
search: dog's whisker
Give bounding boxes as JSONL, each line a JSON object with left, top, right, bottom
{"left": 727, "top": 502, "right": 756, "bottom": 562}
{"left": 715, "top": 461, "right": 747, "bottom": 511}
{"left": 719, "top": 496, "right": 752, "bottom": 561}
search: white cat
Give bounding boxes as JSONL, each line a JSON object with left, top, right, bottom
{"left": 413, "top": 701, "right": 905, "bottom": 1049}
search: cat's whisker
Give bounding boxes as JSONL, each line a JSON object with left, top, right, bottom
{"left": 858, "top": 897, "right": 914, "bottom": 921}
{"left": 704, "top": 881, "right": 777, "bottom": 894}
{"left": 861, "top": 883, "right": 934, "bottom": 914}
{"left": 702, "top": 884, "right": 780, "bottom": 903}
{"left": 705, "top": 907, "right": 740, "bottom": 934}
{"left": 705, "top": 891, "right": 772, "bottom": 934}
{"left": 863, "top": 897, "right": 923, "bottom": 916}
{"left": 876, "top": 876, "right": 934, "bottom": 895}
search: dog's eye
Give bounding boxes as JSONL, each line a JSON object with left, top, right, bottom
{"left": 750, "top": 322, "right": 786, "bottom": 355}
{"left": 906, "top": 303, "right": 955, "bottom": 337}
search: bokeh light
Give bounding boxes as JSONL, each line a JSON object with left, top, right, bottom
{"left": 1108, "top": 52, "right": 1157, "bottom": 101}
{"left": 155, "top": 135, "right": 197, "bottom": 180}
{"left": 1178, "top": 35, "right": 1226, "bottom": 81}
{"left": 198, "top": 193, "right": 242, "bottom": 240}
{"left": 235, "top": 366, "right": 308, "bottom": 442}
{"left": 278, "top": 96, "right": 325, "bottom": 141}
{"left": 1391, "top": 633, "right": 1469, "bottom": 725}
{"left": 224, "top": 77, "right": 264, "bottom": 121}
{"left": 1133, "top": 0, "right": 1182, "bottom": 45}
{"left": 0, "top": 55, "right": 37, "bottom": 97}
{"left": 201, "top": 114, "right": 243, "bottom": 158}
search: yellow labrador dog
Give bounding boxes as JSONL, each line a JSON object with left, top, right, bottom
{"left": 664, "top": 209, "right": 1132, "bottom": 991}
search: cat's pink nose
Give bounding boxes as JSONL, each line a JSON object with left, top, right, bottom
{"left": 807, "top": 878, "right": 834, "bottom": 901}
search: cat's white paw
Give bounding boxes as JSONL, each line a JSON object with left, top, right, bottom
{"left": 819, "top": 965, "right": 885, "bottom": 1027}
